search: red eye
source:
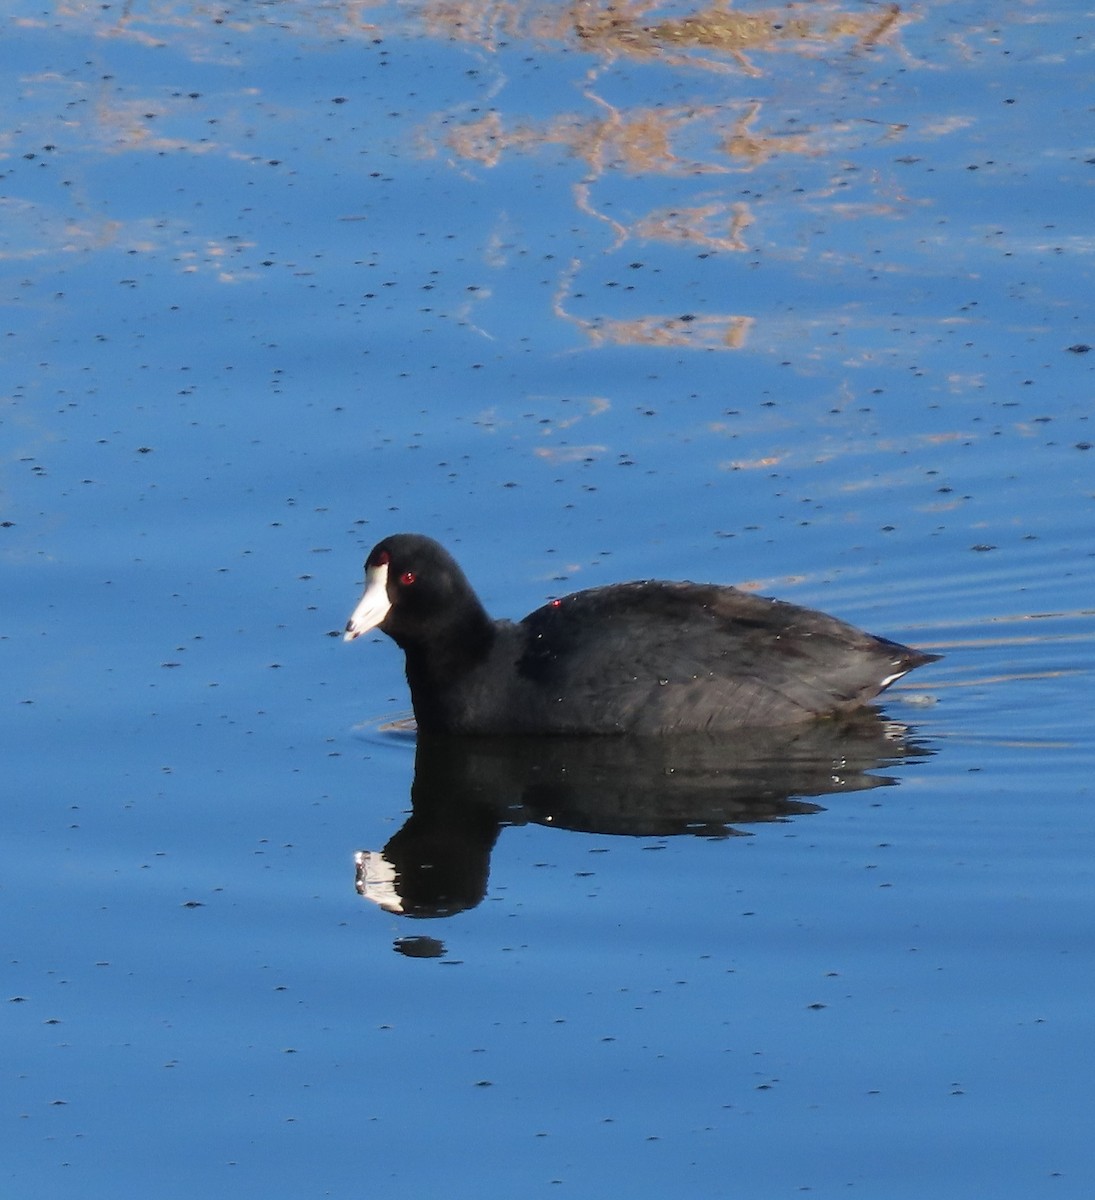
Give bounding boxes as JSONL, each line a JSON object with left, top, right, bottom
{"left": 399, "top": 570, "right": 416, "bottom": 586}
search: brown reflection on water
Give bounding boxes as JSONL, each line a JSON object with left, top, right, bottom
{"left": 556, "top": 305, "right": 755, "bottom": 349}
{"left": 423, "top": 0, "right": 909, "bottom": 69}
{"left": 422, "top": 1, "right": 917, "bottom": 348}
{"left": 573, "top": 0, "right": 907, "bottom": 75}
{"left": 46, "top": 0, "right": 920, "bottom": 348}
{"left": 549, "top": 250, "right": 754, "bottom": 348}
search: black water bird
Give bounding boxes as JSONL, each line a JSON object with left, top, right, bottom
{"left": 344, "top": 533, "right": 938, "bottom": 736}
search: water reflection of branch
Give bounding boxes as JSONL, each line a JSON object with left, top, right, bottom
{"left": 551, "top": 256, "right": 753, "bottom": 348}
{"left": 440, "top": 95, "right": 906, "bottom": 200}
{"left": 722, "top": 100, "right": 814, "bottom": 168}
{"left": 581, "top": 313, "right": 755, "bottom": 349}
{"left": 570, "top": 1, "right": 909, "bottom": 74}
{"left": 573, "top": 0, "right": 758, "bottom": 75}
{"left": 573, "top": 181, "right": 628, "bottom": 245}
{"left": 446, "top": 99, "right": 744, "bottom": 177}
{"left": 635, "top": 201, "right": 754, "bottom": 251}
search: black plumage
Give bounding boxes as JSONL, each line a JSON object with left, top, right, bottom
{"left": 344, "top": 533, "right": 938, "bottom": 736}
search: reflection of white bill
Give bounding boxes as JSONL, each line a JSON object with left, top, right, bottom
{"left": 354, "top": 849, "right": 403, "bottom": 914}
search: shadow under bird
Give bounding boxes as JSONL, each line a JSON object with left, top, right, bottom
{"left": 344, "top": 533, "right": 939, "bottom": 736}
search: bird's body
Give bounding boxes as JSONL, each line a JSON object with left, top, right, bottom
{"left": 344, "top": 534, "right": 938, "bottom": 736}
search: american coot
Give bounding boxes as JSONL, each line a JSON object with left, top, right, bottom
{"left": 344, "top": 533, "right": 939, "bottom": 735}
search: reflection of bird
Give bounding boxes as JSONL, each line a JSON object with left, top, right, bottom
{"left": 354, "top": 717, "right": 935, "bottom": 919}
{"left": 344, "top": 533, "right": 939, "bottom": 736}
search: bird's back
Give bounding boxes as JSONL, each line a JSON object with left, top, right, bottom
{"left": 501, "top": 581, "right": 932, "bottom": 734}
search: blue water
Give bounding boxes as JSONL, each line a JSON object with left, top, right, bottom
{"left": 3, "top": 1, "right": 1094, "bottom": 1196}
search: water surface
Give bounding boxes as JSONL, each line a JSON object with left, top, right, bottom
{"left": 3, "top": 2, "right": 1094, "bottom": 1196}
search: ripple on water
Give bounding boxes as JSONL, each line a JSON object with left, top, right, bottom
{"left": 351, "top": 711, "right": 419, "bottom": 750}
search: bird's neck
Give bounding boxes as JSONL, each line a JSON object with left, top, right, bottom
{"left": 401, "top": 603, "right": 496, "bottom": 687}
